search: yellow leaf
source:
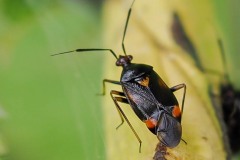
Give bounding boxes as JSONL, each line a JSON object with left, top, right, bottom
{"left": 102, "top": 0, "right": 227, "bottom": 159}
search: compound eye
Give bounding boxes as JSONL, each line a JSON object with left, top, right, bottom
{"left": 128, "top": 55, "right": 133, "bottom": 61}
{"left": 116, "top": 61, "right": 121, "bottom": 66}
{"left": 135, "top": 76, "right": 149, "bottom": 87}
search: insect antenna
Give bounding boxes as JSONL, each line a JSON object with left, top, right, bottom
{"left": 51, "top": 48, "right": 118, "bottom": 60}
{"left": 121, "top": 0, "right": 136, "bottom": 56}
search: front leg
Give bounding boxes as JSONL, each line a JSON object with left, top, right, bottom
{"left": 98, "top": 79, "right": 121, "bottom": 95}
{"left": 110, "top": 90, "right": 142, "bottom": 153}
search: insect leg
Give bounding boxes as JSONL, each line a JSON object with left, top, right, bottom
{"left": 99, "top": 79, "right": 121, "bottom": 95}
{"left": 170, "top": 83, "right": 186, "bottom": 121}
{"left": 170, "top": 85, "right": 188, "bottom": 145}
{"left": 110, "top": 90, "right": 142, "bottom": 153}
{"left": 110, "top": 90, "right": 128, "bottom": 129}
{"left": 122, "top": 0, "right": 136, "bottom": 55}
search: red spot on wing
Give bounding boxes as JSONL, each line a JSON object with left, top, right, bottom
{"left": 144, "top": 118, "right": 157, "bottom": 129}
{"left": 172, "top": 105, "right": 181, "bottom": 118}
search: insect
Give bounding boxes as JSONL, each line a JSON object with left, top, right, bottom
{"left": 52, "top": 0, "right": 186, "bottom": 152}
{"left": 171, "top": 12, "right": 239, "bottom": 155}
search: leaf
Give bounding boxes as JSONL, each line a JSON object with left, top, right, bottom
{"left": 102, "top": 0, "right": 227, "bottom": 159}
{"left": 0, "top": 1, "right": 105, "bottom": 160}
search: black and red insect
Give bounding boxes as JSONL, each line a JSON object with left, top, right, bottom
{"left": 52, "top": 0, "right": 186, "bottom": 152}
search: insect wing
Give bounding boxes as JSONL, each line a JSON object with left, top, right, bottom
{"left": 122, "top": 81, "right": 159, "bottom": 121}
{"left": 156, "top": 111, "right": 182, "bottom": 148}
{"left": 149, "top": 70, "right": 179, "bottom": 107}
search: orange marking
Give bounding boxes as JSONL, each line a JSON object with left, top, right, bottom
{"left": 139, "top": 77, "right": 149, "bottom": 87}
{"left": 144, "top": 118, "right": 157, "bottom": 129}
{"left": 172, "top": 105, "right": 181, "bottom": 118}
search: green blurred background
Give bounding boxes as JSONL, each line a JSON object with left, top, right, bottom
{"left": 0, "top": 0, "right": 240, "bottom": 160}
{"left": 0, "top": 0, "right": 106, "bottom": 160}
{"left": 213, "top": 0, "right": 240, "bottom": 90}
